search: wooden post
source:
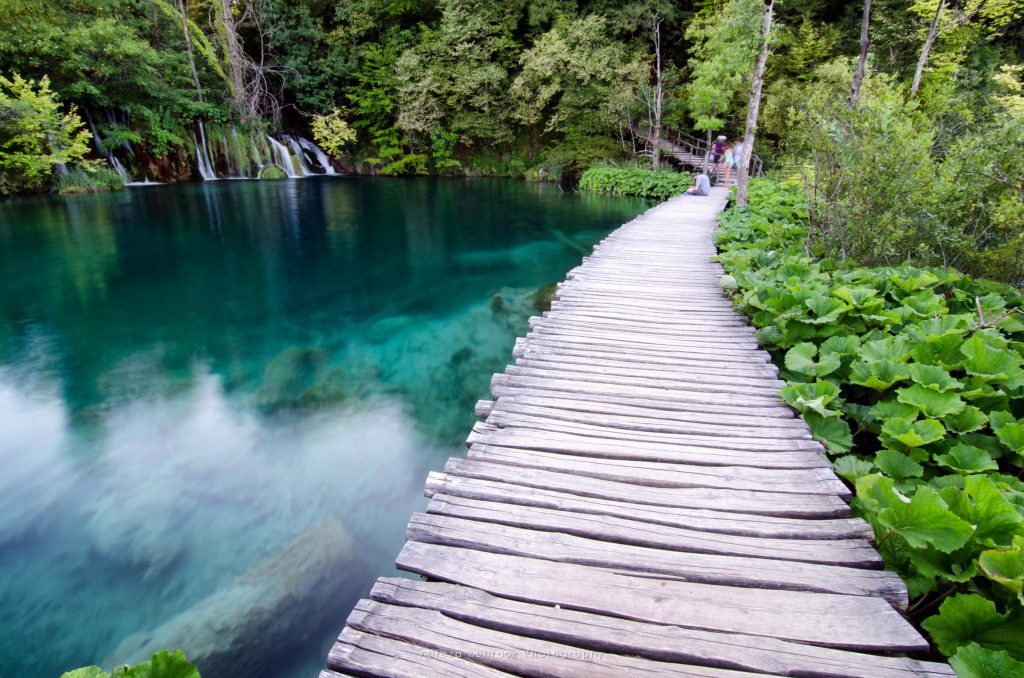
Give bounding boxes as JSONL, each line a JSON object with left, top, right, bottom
{"left": 735, "top": 0, "right": 774, "bottom": 207}
{"left": 849, "top": 0, "right": 871, "bottom": 108}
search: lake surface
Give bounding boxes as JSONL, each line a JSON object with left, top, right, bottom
{"left": 0, "top": 177, "right": 649, "bottom": 677}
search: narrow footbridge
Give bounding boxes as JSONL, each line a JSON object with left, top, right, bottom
{"left": 321, "top": 188, "right": 952, "bottom": 677}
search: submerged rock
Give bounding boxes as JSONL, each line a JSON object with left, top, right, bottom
{"left": 531, "top": 282, "right": 559, "bottom": 312}
{"left": 105, "top": 516, "right": 363, "bottom": 677}
{"left": 252, "top": 346, "right": 353, "bottom": 412}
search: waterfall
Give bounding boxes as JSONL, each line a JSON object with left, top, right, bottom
{"left": 295, "top": 136, "right": 337, "bottom": 175}
{"left": 266, "top": 136, "right": 298, "bottom": 178}
{"left": 194, "top": 121, "right": 218, "bottom": 181}
{"left": 109, "top": 155, "right": 130, "bottom": 182}
{"left": 86, "top": 112, "right": 132, "bottom": 182}
{"left": 283, "top": 135, "right": 312, "bottom": 176}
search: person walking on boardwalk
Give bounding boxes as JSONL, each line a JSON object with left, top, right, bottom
{"left": 686, "top": 171, "right": 711, "bottom": 196}
{"left": 722, "top": 143, "right": 735, "bottom": 184}
{"left": 711, "top": 135, "right": 727, "bottom": 178}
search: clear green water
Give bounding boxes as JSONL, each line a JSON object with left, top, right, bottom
{"left": 0, "top": 177, "right": 649, "bottom": 678}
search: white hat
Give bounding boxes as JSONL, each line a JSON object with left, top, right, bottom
{"left": 717, "top": 135, "right": 727, "bottom": 139}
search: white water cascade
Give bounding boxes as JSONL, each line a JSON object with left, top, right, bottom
{"left": 193, "top": 121, "right": 218, "bottom": 181}
{"left": 283, "top": 135, "right": 313, "bottom": 176}
{"left": 295, "top": 136, "right": 337, "bottom": 175}
{"left": 86, "top": 114, "right": 131, "bottom": 182}
{"left": 266, "top": 136, "right": 299, "bottom": 178}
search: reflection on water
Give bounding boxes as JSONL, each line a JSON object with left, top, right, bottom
{"left": 0, "top": 177, "right": 649, "bottom": 677}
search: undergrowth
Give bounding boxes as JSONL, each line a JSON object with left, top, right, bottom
{"left": 716, "top": 179, "right": 1024, "bottom": 675}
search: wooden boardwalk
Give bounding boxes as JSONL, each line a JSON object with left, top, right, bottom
{"left": 321, "top": 189, "right": 952, "bottom": 677}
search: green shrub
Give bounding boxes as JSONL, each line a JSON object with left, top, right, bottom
{"left": 579, "top": 166, "right": 693, "bottom": 200}
{"left": 259, "top": 165, "right": 288, "bottom": 180}
{"left": 54, "top": 165, "right": 125, "bottom": 194}
{"left": 60, "top": 649, "right": 200, "bottom": 678}
{"left": 716, "top": 178, "right": 1024, "bottom": 674}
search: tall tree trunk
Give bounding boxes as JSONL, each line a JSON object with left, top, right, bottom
{"left": 650, "top": 18, "right": 663, "bottom": 172}
{"left": 736, "top": 0, "right": 774, "bottom": 207}
{"left": 177, "top": 0, "right": 204, "bottom": 103}
{"left": 220, "top": 0, "right": 249, "bottom": 121}
{"left": 910, "top": 0, "right": 944, "bottom": 99}
{"left": 849, "top": 0, "right": 871, "bottom": 107}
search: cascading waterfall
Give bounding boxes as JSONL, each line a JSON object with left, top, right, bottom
{"left": 283, "top": 135, "right": 313, "bottom": 176}
{"left": 86, "top": 113, "right": 131, "bottom": 182}
{"left": 266, "top": 136, "right": 298, "bottom": 178}
{"left": 193, "top": 121, "right": 218, "bottom": 181}
{"left": 295, "top": 136, "right": 337, "bottom": 175}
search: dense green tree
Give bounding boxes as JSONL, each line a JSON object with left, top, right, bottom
{"left": 513, "top": 15, "right": 645, "bottom": 170}
{"left": 0, "top": 73, "right": 91, "bottom": 194}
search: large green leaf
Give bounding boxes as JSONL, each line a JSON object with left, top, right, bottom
{"left": 922, "top": 594, "right": 1024, "bottom": 660}
{"left": 912, "top": 333, "right": 969, "bottom": 370}
{"left": 784, "top": 342, "right": 841, "bottom": 377}
{"left": 805, "top": 412, "right": 853, "bottom": 453}
{"left": 876, "top": 487, "right": 973, "bottom": 552}
{"left": 949, "top": 642, "right": 1024, "bottom": 678}
{"left": 962, "top": 334, "right": 1024, "bottom": 385}
{"left": 871, "top": 398, "right": 920, "bottom": 421}
{"left": 995, "top": 423, "right": 1024, "bottom": 454}
{"left": 896, "top": 384, "right": 965, "bottom": 418}
{"left": 881, "top": 416, "right": 946, "bottom": 448}
{"left": 861, "top": 336, "right": 915, "bottom": 362}
{"left": 833, "top": 455, "right": 875, "bottom": 483}
{"left": 909, "top": 363, "right": 963, "bottom": 392}
{"left": 944, "top": 406, "right": 989, "bottom": 434}
{"left": 832, "top": 285, "right": 879, "bottom": 307}
{"left": 942, "top": 476, "right": 1024, "bottom": 552}
{"left": 849, "top": 359, "right": 910, "bottom": 391}
{"left": 934, "top": 444, "right": 999, "bottom": 474}
{"left": 875, "top": 449, "right": 925, "bottom": 480}
{"left": 979, "top": 537, "right": 1024, "bottom": 604}
{"left": 60, "top": 669, "right": 109, "bottom": 678}
{"left": 803, "top": 295, "right": 848, "bottom": 324}
{"left": 890, "top": 270, "right": 940, "bottom": 293}
{"left": 119, "top": 651, "right": 201, "bottom": 678}
{"left": 780, "top": 380, "right": 841, "bottom": 416}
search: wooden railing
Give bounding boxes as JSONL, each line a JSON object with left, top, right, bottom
{"left": 664, "top": 129, "right": 765, "bottom": 180}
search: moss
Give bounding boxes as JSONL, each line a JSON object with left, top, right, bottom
{"left": 259, "top": 165, "right": 288, "bottom": 180}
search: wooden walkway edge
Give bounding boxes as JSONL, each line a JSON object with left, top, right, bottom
{"left": 321, "top": 188, "right": 952, "bottom": 678}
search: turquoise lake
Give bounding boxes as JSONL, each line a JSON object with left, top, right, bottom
{"left": 0, "top": 177, "right": 650, "bottom": 677}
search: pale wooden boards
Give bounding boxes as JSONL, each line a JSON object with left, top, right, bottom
{"left": 324, "top": 188, "right": 951, "bottom": 677}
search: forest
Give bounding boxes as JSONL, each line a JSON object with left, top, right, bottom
{"left": 0, "top": 0, "right": 1019, "bottom": 201}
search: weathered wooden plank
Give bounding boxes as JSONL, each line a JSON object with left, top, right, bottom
{"left": 372, "top": 579, "right": 953, "bottom": 678}
{"left": 426, "top": 493, "right": 881, "bottom": 567}
{"left": 487, "top": 396, "right": 810, "bottom": 437}
{"left": 424, "top": 474, "right": 873, "bottom": 540}
{"left": 504, "top": 362, "right": 783, "bottom": 394}
{"left": 467, "top": 426, "right": 830, "bottom": 468}
{"left": 492, "top": 374, "right": 794, "bottom": 415}
{"left": 513, "top": 338, "right": 776, "bottom": 374}
{"left": 395, "top": 542, "right": 928, "bottom": 652}
{"left": 328, "top": 626, "right": 512, "bottom": 677}
{"left": 524, "top": 331, "right": 771, "bottom": 363}
{"left": 406, "top": 513, "right": 906, "bottom": 607}
{"left": 444, "top": 458, "right": 848, "bottom": 518}
{"left": 347, "top": 600, "right": 769, "bottom": 677}
{"left": 479, "top": 412, "right": 821, "bottom": 452}
{"left": 491, "top": 382, "right": 797, "bottom": 419}
{"left": 528, "top": 326, "right": 760, "bottom": 352}
{"left": 511, "top": 358, "right": 785, "bottom": 391}
{"left": 465, "top": 445, "right": 849, "bottom": 497}
{"left": 529, "top": 316, "right": 757, "bottom": 342}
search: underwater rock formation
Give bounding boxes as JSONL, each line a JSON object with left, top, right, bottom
{"left": 105, "top": 516, "right": 363, "bottom": 677}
